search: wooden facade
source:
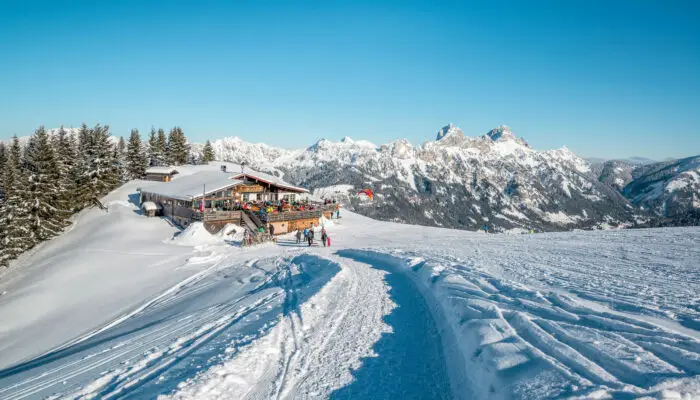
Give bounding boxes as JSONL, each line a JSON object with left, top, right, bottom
{"left": 145, "top": 168, "right": 179, "bottom": 182}
{"left": 140, "top": 170, "right": 319, "bottom": 236}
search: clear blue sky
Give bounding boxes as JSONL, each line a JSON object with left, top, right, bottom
{"left": 1, "top": 0, "right": 698, "bottom": 159}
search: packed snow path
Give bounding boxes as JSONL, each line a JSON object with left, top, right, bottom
{"left": 0, "top": 184, "right": 698, "bottom": 399}
{"left": 0, "top": 250, "right": 452, "bottom": 399}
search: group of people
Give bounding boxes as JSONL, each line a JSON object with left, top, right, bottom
{"left": 296, "top": 225, "right": 331, "bottom": 247}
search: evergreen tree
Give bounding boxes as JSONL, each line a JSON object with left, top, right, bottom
{"left": 0, "top": 142, "right": 7, "bottom": 200}
{"left": 167, "top": 126, "right": 189, "bottom": 165}
{"left": 81, "top": 124, "right": 118, "bottom": 203}
{"left": 126, "top": 129, "right": 147, "bottom": 179}
{"left": 116, "top": 136, "right": 129, "bottom": 183}
{"left": 202, "top": 140, "right": 215, "bottom": 163}
{"left": 78, "top": 123, "right": 91, "bottom": 156}
{"left": 53, "top": 127, "right": 79, "bottom": 218}
{"left": 26, "top": 126, "right": 65, "bottom": 241}
{"left": 157, "top": 128, "right": 168, "bottom": 165}
{"left": 23, "top": 134, "right": 39, "bottom": 170}
{"left": 147, "top": 127, "right": 161, "bottom": 167}
{"left": 0, "top": 137, "right": 34, "bottom": 267}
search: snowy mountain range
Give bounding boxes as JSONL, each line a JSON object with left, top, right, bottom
{"left": 188, "top": 124, "right": 699, "bottom": 231}
{"left": 187, "top": 125, "right": 630, "bottom": 231}
{"left": 7, "top": 124, "right": 698, "bottom": 231}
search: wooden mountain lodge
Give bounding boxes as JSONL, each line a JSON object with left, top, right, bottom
{"left": 138, "top": 168, "right": 339, "bottom": 235}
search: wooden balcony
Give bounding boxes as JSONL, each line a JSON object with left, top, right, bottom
{"left": 198, "top": 210, "right": 243, "bottom": 222}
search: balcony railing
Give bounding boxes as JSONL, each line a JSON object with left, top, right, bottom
{"left": 261, "top": 210, "right": 322, "bottom": 222}
{"left": 199, "top": 210, "right": 242, "bottom": 222}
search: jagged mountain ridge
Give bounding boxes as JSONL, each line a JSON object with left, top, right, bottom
{"left": 193, "top": 124, "right": 641, "bottom": 231}
{"left": 622, "top": 156, "right": 700, "bottom": 224}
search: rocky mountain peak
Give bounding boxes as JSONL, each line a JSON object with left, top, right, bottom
{"left": 435, "top": 124, "right": 464, "bottom": 141}
{"left": 486, "top": 125, "right": 515, "bottom": 141}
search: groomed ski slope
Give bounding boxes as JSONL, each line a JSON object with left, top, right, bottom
{"left": 0, "top": 181, "right": 698, "bottom": 399}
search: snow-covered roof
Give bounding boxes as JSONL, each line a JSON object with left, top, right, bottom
{"left": 142, "top": 171, "right": 243, "bottom": 200}
{"left": 145, "top": 166, "right": 179, "bottom": 175}
{"left": 232, "top": 171, "right": 309, "bottom": 193}
{"left": 141, "top": 201, "right": 160, "bottom": 211}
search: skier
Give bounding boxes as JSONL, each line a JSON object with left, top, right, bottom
{"left": 327, "top": 235, "right": 331, "bottom": 247}
{"left": 303, "top": 227, "right": 309, "bottom": 241}
{"left": 483, "top": 224, "right": 488, "bottom": 233}
{"left": 307, "top": 228, "right": 315, "bottom": 246}
{"left": 321, "top": 229, "right": 328, "bottom": 247}
{"left": 336, "top": 209, "right": 340, "bottom": 219}
{"left": 295, "top": 229, "right": 302, "bottom": 244}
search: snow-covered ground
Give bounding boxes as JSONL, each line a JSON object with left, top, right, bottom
{"left": 0, "top": 181, "right": 698, "bottom": 399}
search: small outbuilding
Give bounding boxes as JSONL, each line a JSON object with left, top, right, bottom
{"left": 145, "top": 167, "right": 179, "bottom": 182}
{"left": 142, "top": 201, "right": 161, "bottom": 217}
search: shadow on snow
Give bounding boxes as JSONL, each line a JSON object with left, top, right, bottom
{"left": 331, "top": 250, "right": 451, "bottom": 400}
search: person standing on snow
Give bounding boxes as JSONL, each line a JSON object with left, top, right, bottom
{"left": 307, "top": 228, "right": 315, "bottom": 246}
{"left": 296, "top": 229, "right": 302, "bottom": 244}
{"left": 321, "top": 229, "right": 328, "bottom": 247}
{"left": 483, "top": 224, "right": 488, "bottom": 233}
{"left": 303, "top": 227, "right": 309, "bottom": 241}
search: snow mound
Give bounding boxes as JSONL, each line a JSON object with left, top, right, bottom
{"left": 215, "top": 223, "right": 245, "bottom": 242}
{"left": 169, "top": 222, "right": 221, "bottom": 246}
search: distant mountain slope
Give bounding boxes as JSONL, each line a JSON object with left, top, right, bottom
{"left": 597, "top": 159, "right": 643, "bottom": 191}
{"left": 622, "top": 156, "right": 700, "bottom": 221}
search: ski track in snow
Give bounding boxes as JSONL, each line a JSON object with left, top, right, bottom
{"left": 0, "top": 203, "right": 698, "bottom": 399}
{"left": 330, "top": 248, "right": 700, "bottom": 399}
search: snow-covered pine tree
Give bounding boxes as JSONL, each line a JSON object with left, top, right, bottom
{"left": 126, "top": 129, "right": 147, "bottom": 179}
{"left": 78, "top": 123, "right": 91, "bottom": 155}
{"left": 157, "top": 128, "right": 168, "bottom": 166}
{"left": 82, "top": 124, "right": 118, "bottom": 203}
{"left": 25, "top": 126, "right": 65, "bottom": 241}
{"left": 202, "top": 140, "right": 215, "bottom": 163}
{"left": 91, "top": 124, "right": 118, "bottom": 197}
{"left": 167, "top": 127, "right": 189, "bottom": 165}
{"left": 23, "top": 134, "right": 38, "bottom": 171}
{"left": 0, "top": 142, "right": 6, "bottom": 250}
{"left": 0, "top": 142, "right": 7, "bottom": 200}
{"left": 52, "top": 126, "right": 78, "bottom": 221}
{"left": 0, "top": 137, "right": 35, "bottom": 267}
{"left": 74, "top": 123, "right": 92, "bottom": 209}
{"left": 147, "top": 127, "right": 159, "bottom": 167}
{"left": 116, "top": 136, "right": 129, "bottom": 183}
